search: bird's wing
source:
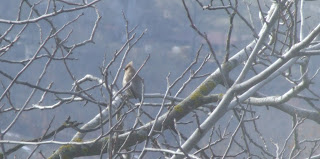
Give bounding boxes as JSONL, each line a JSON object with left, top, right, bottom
{"left": 131, "top": 80, "right": 142, "bottom": 101}
{"left": 129, "top": 83, "right": 138, "bottom": 99}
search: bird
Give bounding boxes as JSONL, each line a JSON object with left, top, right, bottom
{"left": 122, "top": 61, "right": 143, "bottom": 101}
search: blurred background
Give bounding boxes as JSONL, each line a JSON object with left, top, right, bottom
{"left": 1, "top": 0, "right": 320, "bottom": 158}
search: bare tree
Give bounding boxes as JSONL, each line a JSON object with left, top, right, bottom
{"left": 0, "top": 0, "right": 320, "bottom": 158}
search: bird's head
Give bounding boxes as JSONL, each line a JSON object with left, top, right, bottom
{"left": 124, "top": 61, "right": 135, "bottom": 73}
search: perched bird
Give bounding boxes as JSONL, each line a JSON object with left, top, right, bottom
{"left": 122, "top": 61, "right": 143, "bottom": 101}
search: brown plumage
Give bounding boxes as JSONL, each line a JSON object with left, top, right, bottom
{"left": 122, "top": 61, "right": 142, "bottom": 101}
